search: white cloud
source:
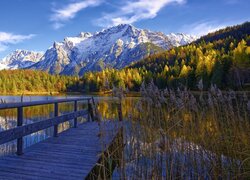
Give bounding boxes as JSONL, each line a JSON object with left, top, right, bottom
{"left": 52, "top": 22, "right": 64, "bottom": 30}
{"left": 51, "top": 0, "right": 103, "bottom": 29}
{"left": 0, "top": 32, "right": 35, "bottom": 52}
{"left": 0, "top": 32, "right": 35, "bottom": 44}
{"left": 180, "top": 21, "right": 229, "bottom": 37}
{"left": 97, "top": 0, "right": 185, "bottom": 27}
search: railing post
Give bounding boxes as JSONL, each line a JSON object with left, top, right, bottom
{"left": 74, "top": 100, "right": 77, "bottom": 128}
{"left": 88, "top": 100, "right": 94, "bottom": 122}
{"left": 91, "top": 97, "right": 100, "bottom": 122}
{"left": 118, "top": 102, "right": 123, "bottom": 122}
{"left": 16, "top": 107, "right": 23, "bottom": 155}
{"left": 54, "top": 102, "right": 58, "bottom": 137}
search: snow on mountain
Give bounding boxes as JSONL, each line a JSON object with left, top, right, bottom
{"left": 28, "top": 24, "right": 197, "bottom": 75}
{"left": 166, "top": 33, "right": 197, "bottom": 47}
{"left": 0, "top": 50, "right": 43, "bottom": 70}
{"left": 0, "top": 63, "right": 8, "bottom": 70}
{"left": 32, "top": 42, "right": 71, "bottom": 74}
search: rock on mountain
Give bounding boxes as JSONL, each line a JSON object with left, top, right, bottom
{"left": 30, "top": 24, "right": 197, "bottom": 76}
{"left": 0, "top": 50, "right": 43, "bottom": 70}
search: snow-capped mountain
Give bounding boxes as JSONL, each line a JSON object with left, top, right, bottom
{"left": 30, "top": 24, "right": 197, "bottom": 76}
{"left": 0, "top": 50, "right": 43, "bottom": 70}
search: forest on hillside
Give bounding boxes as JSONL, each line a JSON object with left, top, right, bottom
{"left": 0, "top": 70, "right": 79, "bottom": 94}
{"left": 0, "top": 23, "right": 249, "bottom": 94}
{"left": 78, "top": 22, "right": 250, "bottom": 92}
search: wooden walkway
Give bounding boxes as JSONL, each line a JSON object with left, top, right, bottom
{"left": 0, "top": 97, "right": 123, "bottom": 179}
{"left": 0, "top": 121, "right": 121, "bottom": 180}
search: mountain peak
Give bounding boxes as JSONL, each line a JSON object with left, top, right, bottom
{"left": 0, "top": 50, "right": 43, "bottom": 70}
{"left": 115, "top": 23, "right": 135, "bottom": 29}
{"left": 98, "top": 24, "right": 137, "bottom": 36}
{"left": 30, "top": 24, "right": 196, "bottom": 75}
{"left": 78, "top": 32, "right": 92, "bottom": 38}
{"left": 107, "top": 24, "right": 134, "bottom": 30}
{"left": 53, "top": 41, "right": 63, "bottom": 49}
{"left": 13, "top": 49, "right": 30, "bottom": 54}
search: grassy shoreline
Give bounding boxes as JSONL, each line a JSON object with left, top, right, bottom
{"left": 0, "top": 90, "right": 249, "bottom": 97}
{"left": 0, "top": 92, "right": 61, "bottom": 96}
{"left": 0, "top": 90, "right": 141, "bottom": 97}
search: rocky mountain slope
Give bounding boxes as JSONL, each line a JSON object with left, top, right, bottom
{"left": 0, "top": 50, "right": 43, "bottom": 70}
{"left": 0, "top": 24, "right": 196, "bottom": 75}
{"left": 29, "top": 24, "right": 196, "bottom": 75}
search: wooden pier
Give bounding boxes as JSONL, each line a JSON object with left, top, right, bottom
{"left": 0, "top": 98, "right": 123, "bottom": 179}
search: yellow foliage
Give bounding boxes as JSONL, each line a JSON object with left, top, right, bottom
{"left": 179, "top": 65, "right": 191, "bottom": 77}
{"left": 245, "top": 46, "right": 250, "bottom": 54}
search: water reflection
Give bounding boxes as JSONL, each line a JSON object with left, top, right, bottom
{"left": 0, "top": 95, "right": 138, "bottom": 157}
{"left": 111, "top": 93, "right": 249, "bottom": 179}
{"left": 0, "top": 95, "right": 90, "bottom": 156}
{"left": 113, "top": 123, "right": 242, "bottom": 179}
{"left": 0, "top": 94, "right": 249, "bottom": 178}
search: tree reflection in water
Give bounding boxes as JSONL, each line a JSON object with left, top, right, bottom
{"left": 0, "top": 93, "right": 249, "bottom": 178}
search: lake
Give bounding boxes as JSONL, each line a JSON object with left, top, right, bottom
{"left": 0, "top": 95, "right": 130, "bottom": 157}
{"left": 0, "top": 93, "right": 249, "bottom": 178}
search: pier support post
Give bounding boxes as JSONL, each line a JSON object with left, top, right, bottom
{"left": 54, "top": 102, "right": 59, "bottom": 137}
{"left": 118, "top": 102, "right": 123, "bottom": 122}
{"left": 74, "top": 100, "right": 78, "bottom": 128}
{"left": 16, "top": 107, "right": 23, "bottom": 155}
{"left": 88, "top": 100, "right": 94, "bottom": 122}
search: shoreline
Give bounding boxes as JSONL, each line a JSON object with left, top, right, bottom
{"left": 0, "top": 90, "right": 249, "bottom": 97}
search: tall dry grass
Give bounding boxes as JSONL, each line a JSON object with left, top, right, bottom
{"left": 119, "top": 82, "right": 250, "bottom": 179}
{"left": 95, "top": 82, "right": 249, "bottom": 179}
{"left": 88, "top": 81, "right": 250, "bottom": 179}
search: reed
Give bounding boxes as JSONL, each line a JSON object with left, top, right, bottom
{"left": 95, "top": 82, "right": 250, "bottom": 179}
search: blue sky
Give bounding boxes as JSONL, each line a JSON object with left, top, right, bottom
{"left": 0, "top": 0, "right": 249, "bottom": 58}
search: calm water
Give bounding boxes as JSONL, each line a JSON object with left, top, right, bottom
{"left": 0, "top": 95, "right": 126, "bottom": 157}
{"left": 0, "top": 94, "right": 249, "bottom": 178}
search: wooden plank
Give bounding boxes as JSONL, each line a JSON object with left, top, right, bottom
{"left": 0, "top": 110, "right": 88, "bottom": 145}
{"left": 4, "top": 153, "right": 97, "bottom": 167}
{"left": 0, "top": 159, "right": 90, "bottom": 176}
{"left": 0, "top": 171, "right": 51, "bottom": 180}
{"left": 0, "top": 121, "right": 121, "bottom": 179}
{"left": 0, "top": 97, "right": 90, "bottom": 110}
{"left": 0, "top": 164, "right": 83, "bottom": 180}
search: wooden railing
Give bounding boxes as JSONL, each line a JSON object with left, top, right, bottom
{"left": 0, "top": 97, "right": 95, "bottom": 155}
